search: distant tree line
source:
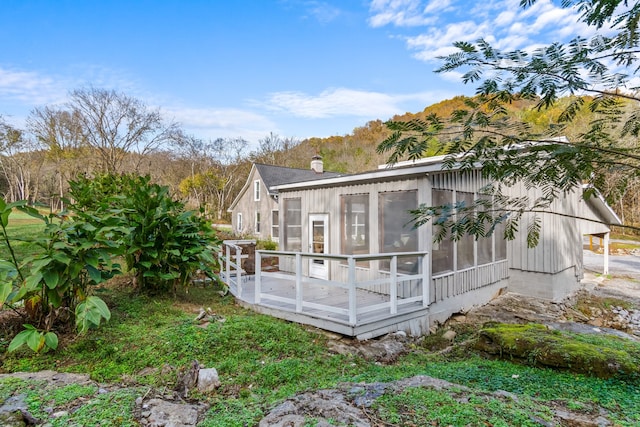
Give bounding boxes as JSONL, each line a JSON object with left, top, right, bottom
{"left": 1, "top": 86, "right": 637, "bottom": 230}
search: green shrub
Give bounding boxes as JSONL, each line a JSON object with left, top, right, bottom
{"left": 257, "top": 238, "right": 277, "bottom": 251}
{"left": 0, "top": 199, "right": 119, "bottom": 353}
{"left": 69, "top": 174, "right": 221, "bottom": 294}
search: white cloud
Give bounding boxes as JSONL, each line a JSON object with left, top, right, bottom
{"left": 407, "top": 20, "right": 491, "bottom": 61}
{"left": 264, "top": 88, "right": 401, "bottom": 118}
{"left": 305, "top": 1, "right": 342, "bottom": 23}
{"left": 260, "top": 87, "right": 451, "bottom": 120}
{"left": 367, "top": 0, "right": 597, "bottom": 65}
{"left": 368, "top": 0, "right": 436, "bottom": 27}
{"left": 164, "top": 106, "right": 276, "bottom": 142}
{"left": 423, "top": 0, "right": 452, "bottom": 14}
{"left": 438, "top": 70, "right": 465, "bottom": 83}
{"left": 0, "top": 67, "right": 67, "bottom": 106}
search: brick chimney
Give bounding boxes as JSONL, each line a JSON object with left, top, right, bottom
{"left": 311, "top": 155, "right": 323, "bottom": 174}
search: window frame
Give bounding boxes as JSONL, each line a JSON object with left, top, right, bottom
{"left": 236, "top": 213, "right": 243, "bottom": 233}
{"left": 271, "top": 209, "right": 279, "bottom": 241}
{"left": 340, "top": 194, "right": 370, "bottom": 255}
{"left": 379, "top": 190, "right": 418, "bottom": 274}
{"left": 253, "top": 180, "right": 261, "bottom": 201}
{"left": 431, "top": 189, "right": 454, "bottom": 275}
{"left": 283, "top": 198, "right": 302, "bottom": 251}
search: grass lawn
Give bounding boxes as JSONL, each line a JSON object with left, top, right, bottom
{"left": 0, "top": 208, "right": 46, "bottom": 261}
{"left": 1, "top": 284, "right": 639, "bottom": 426}
{"left": 1, "top": 214, "right": 639, "bottom": 426}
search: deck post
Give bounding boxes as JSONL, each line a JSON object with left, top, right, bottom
{"left": 348, "top": 256, "right": 356, "bottom": 325}
{"left": 390, "top": 255, "right": 398, "bottom": 314}
{"left": 255, "top": 251, "right": 262, "bottom": 304}
{"left": 236, "top": 246, "right": 243, "bottom": 297}
{"left": 603, "top": 232, "right": 610, "bottom": 275}
{"left": 296, "top": 253, "right": 303, "bottom": 313}
{"left": 422, "top": 253, "right": 430, "bottom": 307}
{"left": 225, "top": 245, "right": 231, "bottom": 288}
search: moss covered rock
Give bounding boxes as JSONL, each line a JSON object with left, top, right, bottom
{"left": 473, "top": 323, "right": 640, "bottom": 379}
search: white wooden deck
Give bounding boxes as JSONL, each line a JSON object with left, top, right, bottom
{"left": 219, "top": 243, "right": 431, "bottom": 339}
{"left": 228, "top": 273, "right": 430, "bottom": 339}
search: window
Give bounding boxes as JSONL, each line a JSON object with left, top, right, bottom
{"left": 236, "top": 213, "right": 243, "bottom": 233}
{"left": 271, "top": 210, "right": 279, "bottom": 240}
{"left": 283, "top": 198, "right": 301, "bottom": 251}
{"left": 495, "top": 220, "right": 507, "bottom": 261}
{"left": 379, "top": 190, "right": 418, "bottom": 273}
{"left": 254, "top": 180, "right": 260, "bottom": 201}
{"left": 477, "top": 195, "right": 493, "bottom": 265}
{"left": 341, "top": 194, "right": 369, "bottom": 254}
{"left": 431, "top": 189, "right": 453, "bottom": 275}
{"left": 456, "top": 192, "right": 475, "bottom": 270}
{"left": 255, "top": 212, "right": 261, "bottom": 233}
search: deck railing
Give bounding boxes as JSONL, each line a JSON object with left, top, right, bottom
{"left": 253, "top": 250, "right": 430, "bottom": 326}
{"left": 218, "top": 239, "right": 255, "bottom": 295}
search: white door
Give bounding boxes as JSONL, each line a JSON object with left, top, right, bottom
{"left": 309, "top": 214, "right": 329, "bottom": 279}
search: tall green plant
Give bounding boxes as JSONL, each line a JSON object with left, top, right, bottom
{"left": 0, "top": 199, "right": 118, "bottom": 353}
{"left": 69, "top": 174, "right": 220, "bottom": 294}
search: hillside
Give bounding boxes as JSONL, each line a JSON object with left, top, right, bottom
{"left": 274, "top": 95, "right": 638, "bottom": 233}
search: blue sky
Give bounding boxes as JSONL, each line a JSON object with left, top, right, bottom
{"left": 0, "top": 0, "right": 593, "bottom": 149}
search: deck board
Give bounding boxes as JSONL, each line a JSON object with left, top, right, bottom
{"left": 226, "top": 273, "right": 430, "bottom": 339}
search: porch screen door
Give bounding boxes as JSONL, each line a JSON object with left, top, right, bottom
{"left": 309, "top": 214, "right": 329, "bottom": 279}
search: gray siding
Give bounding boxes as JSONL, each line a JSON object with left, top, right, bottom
{"left": 506, "top": 183, "right": 582, "bottom": 276}
{"left": 231, "top": 167, "right": 279, "bottom": 240}
{"left": 279, "top": 178, "right": 424, "bottom": 277}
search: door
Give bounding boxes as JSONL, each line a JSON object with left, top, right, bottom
{"left": 309, "top": 214, "right": 329, "bottom": 279}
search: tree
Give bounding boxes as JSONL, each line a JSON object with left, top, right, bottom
{"left": 27, "top": 107, "right": 91, "bottom": 210}
{"left": 175, "top": 135, "right": 250, "bottom": 220}
{"left": 69, "top": 87, "right": 180, "bottom": 173}
{"left": 378, "top": 0, "right": 640, "bottom": 242}
{"left": 0, "top": 117, "right": 43, "bottom": 203}
{"left": 251, "top": 132, "right": 300, "bottom": 165}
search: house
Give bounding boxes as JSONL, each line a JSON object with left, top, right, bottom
{"left": 227, "top": 156, "right": 342, "bottom": 240}
{"left": 221, "top": 152, "right": 620, "bottom": 338}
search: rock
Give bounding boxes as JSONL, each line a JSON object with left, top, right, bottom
{"left": 0, "top": 411, "right": 26, "bottom": 427}
{"left": 450, "top": 314, "right": 467, "bottom": 323}
{"left": 327, "top": 340, "right": 356, "bottom": 356}
{"left": 0, "top": 394, "right": 41, "bottom": 426}
{"left": 259, "top": 389, "right": 370, "bottom": 427}
{"left": 442, "top": 330, "right": 457, "bottom": 341}
{"left": 589, "top": 318, "right": 604, "bottom": 327}
{"left": 194, "top": 308, "right": 207, "bottom": 321}
{"left": 358, "top": 336, "right": 406, "bottom": 363}
{"left": 140, "top": 398, "right": 203, "bottom": 427}
{"left": 349, "top": 382, "right": 387, "bottom": 407}
{"left": 175, "top": 360, "right": 201, "bottom": 397}
{"left": 555, "top": 409, "right": 611, "bottom": 426}
{"left": 197, "top": 368, "right": 221, "bottom": 393}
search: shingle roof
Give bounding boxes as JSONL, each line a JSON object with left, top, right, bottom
{"left": 255, "top": 163, "right": 343, "bottom": 193}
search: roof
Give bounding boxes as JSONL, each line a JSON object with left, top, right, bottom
{"left": 274, "top": 157, "right": 454, "bottom": 191}
{"left": 583, "top": 185, "right": 623, "bottom": 226}
{"left": 255, "top": 163, "right": 342, "bottom": 194}
{"left": 227, "top": 163, "right": 343, "bottom": 211}
{"left": 273, "top": 137, "right": 591, "bottom": 193}
{"left": 272, "top": 157, "right": 623, "bottom": 229}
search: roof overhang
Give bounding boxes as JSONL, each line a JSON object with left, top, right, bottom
{"left": 583, "top": 185, "right": 622, "bottom": 226}
{"left": 274, "top": 157, "right": 465, "bottom": 191}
